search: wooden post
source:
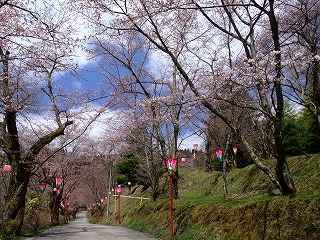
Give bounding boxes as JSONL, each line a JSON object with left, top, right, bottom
{"left": 50, "top": 194, "right": 57, "bottom": 226}
{"left": 99, "top": 205, "right": 102, "bottom": 222}
{"left": 169, "top": 174, "right": 174, "bottom": 237}
{"left": 117, "top": 195, "right": 121, "bottom": 224}
{"left": 165, "top": 158, "right": 177, "bottom": 238}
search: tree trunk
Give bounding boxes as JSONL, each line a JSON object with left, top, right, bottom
{"left": 269, "top": 0, "right": 296, "bottom": 195}
{"left": 312, "top": 54, "right": 320, "bottom": 128}
{"left": 222, "top": 155, "right": 228, "bottom": 199}
{"left": 1, "top": 121, "right": 73, "bottom": 236}
{"left": 3, "top": 167, "right": 31, "bottom": 236}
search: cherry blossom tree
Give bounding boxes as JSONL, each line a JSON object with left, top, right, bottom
{"left": 86, "top": 29, "right": 198, "bottom": 199}
{"left": 0, "top": 0, "right": 83, "bottom": 236}
{"left": 74, "top": 0, "right": 303, "bottom": 195}
{"left": 280, "top": 0, "right": 320, "bottom": 128}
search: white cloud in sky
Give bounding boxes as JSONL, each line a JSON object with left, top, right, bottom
{"left": 71, "top": 81, "right": 82, "bottom": 90}
{"left": 179, "top": 135, "right": 205, "bottom": 151}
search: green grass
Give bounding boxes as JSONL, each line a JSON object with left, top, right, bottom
{"left": 98, "top": 154, "right": 320, "bottom": 239}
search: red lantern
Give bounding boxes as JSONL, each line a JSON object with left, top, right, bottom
{"left": 3, "top": 164, "right": 12, "bottom": 173}
{"left": 232, "top": 147, "right": 238, "bottom": 154}
{"left": 39, "top": 183, "right": 46, "bottom": 193}
{"left": 166, "top": 158, "right": 177, "bottom": 175}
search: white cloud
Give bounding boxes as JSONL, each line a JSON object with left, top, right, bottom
{"left": 71, "top": 81, "right": 82, "bottom": 89}
{"left": 179, "top": 135, "right": 205, "bottom": 150}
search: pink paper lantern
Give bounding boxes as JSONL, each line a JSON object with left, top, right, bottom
{"left": 166, "top": 158, "right": 178, "bottom": 175}
{"left": 116, "top": 185, "right": 122, "bottom": 194}
{"left": 232, "top": 147, "right": 238, "bottom": 154}
{"left": 3, "top": 164, "right": 12, "bottom": 173}
{"left": 55, "top": 176, "right": 64, "bottom": 187}
{"left": 39, "top": 183, "right": 46, "bottom": 193}
{"left": 215, "top": 149, "right": 223, "bottom": 161}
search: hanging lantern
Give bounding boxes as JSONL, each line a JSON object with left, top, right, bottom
{"left": 55, "top": 176, "right": 64, "bottom": 188}
{"left": 39, "top": 183, "right": 46, "bottom": 193}
{"left": 232, "top": 147, "right": 238, "bottom": 154}
{"left": 193, "top": 144, "right": 198, "bottom": 149}
{"left": 116, "top": 185, "right": 122, "bottom": 195}
{"left": 100, "top": 197, "right": 104, "bottom": 203}
{"left": 165, "top": 158, "right": 177, "bottom": 175}
{"left": 215, "top": 149, "right": 223, "bottom": 161}
{"left": 3, "top": 164, "right": 12, "bottom": 173}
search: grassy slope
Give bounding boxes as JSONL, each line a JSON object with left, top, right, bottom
{"left": 105, "top": 154, "right": 320, "bottom": 240}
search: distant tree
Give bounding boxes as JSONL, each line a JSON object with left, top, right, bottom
{"left": 282, "top": 104, "right": 320, "bottom": 156}
{"left": 87, "top": 32, "right": 197, "bottom": 199}
{"left": 121, "top": 123, "right": 165, "bottom": 201}
{"left": 115, "top": 153, "right": 139, "bottom": 185}
{"left": 298, "top": 108, "right": 320, "bottom": 154}
{"left": 282, "top": 104, "right": 306, "bottom": 156}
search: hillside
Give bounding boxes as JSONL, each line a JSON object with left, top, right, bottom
{"left": 95, "top": 154, "right": 320, "bottom": 239}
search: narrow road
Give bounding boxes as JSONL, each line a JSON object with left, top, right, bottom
{"left": 27, "top": 211, "right": 160, "bottom": 240}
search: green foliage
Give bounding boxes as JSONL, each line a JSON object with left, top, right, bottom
{"left": 282, "top": 104, "right": 305, "bottom": 156}
{"left": 115, "top": 176, "right": 127, "bottom": 185}
{"left": 115, "top": 153, "right": 139, "bottom": 184}
{"left": 21, "top": 191, "right": 51, "bottom": 235}
{"left": 26, "top": 198, "right": 40, "bottom": 213}
{"left": 212, "top": 159, "right": 223, "bottom": 171}
{"left": 299, "top": 108, "right": 320, "bottom": 153}
{"left": 283, "top": 105, "right": 320, "bottom": 156}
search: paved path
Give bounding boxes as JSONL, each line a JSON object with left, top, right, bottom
{"left": 27, "top": 211, "right": 160, "bottom": 240}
